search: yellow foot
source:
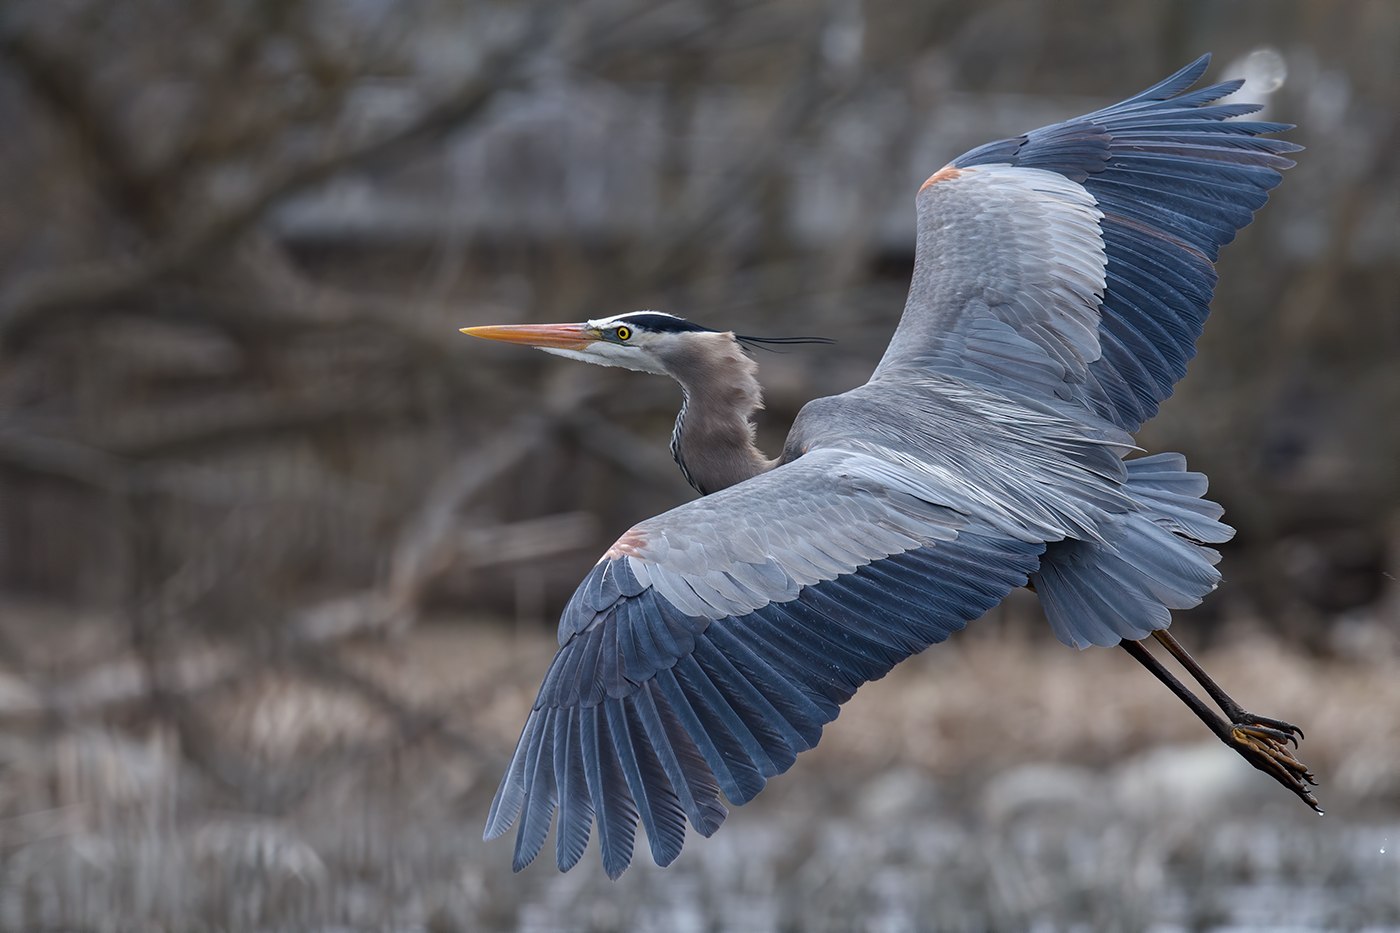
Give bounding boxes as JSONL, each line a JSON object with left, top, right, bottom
{"left": 1227, "top": 717, "right": 1322, "bottom": 814}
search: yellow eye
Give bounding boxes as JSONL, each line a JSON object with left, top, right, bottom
{"left": 614, "top": 326, "right": 631, "bottom": 341}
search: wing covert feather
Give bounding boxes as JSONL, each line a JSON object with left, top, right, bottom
{"left": 874, "top": 164, "right": 1109, "bottom": 397}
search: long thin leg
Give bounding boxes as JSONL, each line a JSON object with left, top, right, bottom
{"left": 1121, "top": 640, "right": 1232, "bottom": 737}
{"left": 1152, "top": 629, "right": 1303, "bottom": 746}
{"left": 1120, "top": 638, "right": 1322, "bottom": 813}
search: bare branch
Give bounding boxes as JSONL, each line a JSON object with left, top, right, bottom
{"left": 0, "top": 31, "right": 537, "bottom": 348}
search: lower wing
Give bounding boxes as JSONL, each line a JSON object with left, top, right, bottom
{"left": 485, "top": 448, "right": 1046, "bottom": 877}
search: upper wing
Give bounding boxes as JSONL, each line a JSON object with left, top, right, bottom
{"left": 485, "top": 448, "right": 1044, "bottom": 877}
{"left": 874, "top": 54, "right": 1300, "bottom": 432}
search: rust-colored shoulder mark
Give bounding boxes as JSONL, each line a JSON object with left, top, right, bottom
{"left": 602, "top": 527, "right": 648, "bottom": 561}
{"left": 918, "top": 164, "right": 964, "bottom": 194}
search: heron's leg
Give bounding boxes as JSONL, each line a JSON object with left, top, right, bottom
{"left": 1119, "top": 640, "right": 1237, "bottom": 739}
{"left": 1151, "top": 630, "right": 1303, "bottom": 747}
{"left": 1120, "top": 638, "right": 1322, "bottom": 813}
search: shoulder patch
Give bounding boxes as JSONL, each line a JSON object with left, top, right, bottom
{"left": 918, "top": 165, "right": 965, "bottom": 194}
{"left": 602, "top": 527, "right": 650, "bottom": 561}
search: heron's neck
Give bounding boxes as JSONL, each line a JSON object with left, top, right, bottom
{"left": 665, "top": 335, "right": 776, "bottom": 495}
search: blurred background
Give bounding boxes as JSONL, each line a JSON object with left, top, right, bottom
{"left": 0, "top": 0, "right": 1397, "bottom": 929}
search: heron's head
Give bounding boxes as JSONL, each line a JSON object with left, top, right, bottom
{"left": 460, "top": 311, "right": 830, "bottom": 377}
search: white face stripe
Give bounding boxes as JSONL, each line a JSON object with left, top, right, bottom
{"left": 542, "top": 338, "right": 668, "bottom": 374}
{"left": 586, "top": 311, "right": 686, "bottom": 330}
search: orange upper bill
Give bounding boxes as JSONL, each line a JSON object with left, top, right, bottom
{"left": 458, "top": 323, "right": 596, "bottom": 350}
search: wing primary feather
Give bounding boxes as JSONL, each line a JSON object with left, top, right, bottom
{"left": 626, "top": 698, "right": 691, "bottom": 862}
{"left": 691, "top": 635, "right": 803, "bottom": 771}
{"left": 606, "top": 698, "right": 687, "bottom": 867}
{"left": 634, "top": 683, "right": 728, "bottom": 837}
{"left": 763, "top": 599, "right": 891, "bottom": 684}
{"left": 672, "top": 653, "right": 780, "bottom": 779}
{"left": 484, "top": 713, "right": 534, "bottom": 840}
{"left": 554, "top": 708, "right": 594, "bottom": 871}
{"left": 1111, "top": 53, "right": 1212, "bottom": 108}
{"left": 706, "top": 620, "right": 828, "bottom": 743}
{"left": 797, "top": 585, "right": 918, "bottom": 662}
{"left": 580, "top": 704, "right": 639, "bottom": 879}
{"left": 653, "top": 665, "right": 764, "bottom": 803}
{"left": 512, "top": 709, "right": 558, "bottom": 872}
{"left": 836, "top": 567, "right": 962, "bottom": 648}
{"left": 740, "top": 612, "right": 860, "bottom": 705}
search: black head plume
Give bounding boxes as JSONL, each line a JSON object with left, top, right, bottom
{"left": 734, "top": 333, "right": 836, "bottom": 353}
{"left": 608, "top": 311, "right": 833, "bottom": 352}
{"left": 611, "top": 312, "right": 710, "bottom": 334}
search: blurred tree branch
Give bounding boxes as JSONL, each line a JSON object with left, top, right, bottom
{"left": 0, "top": 9, "right": 543, "bottom": 349}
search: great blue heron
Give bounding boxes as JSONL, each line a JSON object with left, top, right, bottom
{"left": 463, "top": 55, "right": 1315, "bottom": 879}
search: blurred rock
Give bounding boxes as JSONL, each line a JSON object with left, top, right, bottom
{"left": 979, "top": 762, "right": 1106, "bottom": 824}
{"left": 1111, "top": 742, "right": 1254, "bottom": 816}
{"left": 856, "top": 766, "right": 941, "bottom": 824}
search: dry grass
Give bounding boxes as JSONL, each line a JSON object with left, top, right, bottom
{"left": 1, "top": 612, "right": 1398, "bottom": 931}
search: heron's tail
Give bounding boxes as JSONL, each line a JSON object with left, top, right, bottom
{"left": 1032, "top": 453, "right": 1235, "bottom": 649}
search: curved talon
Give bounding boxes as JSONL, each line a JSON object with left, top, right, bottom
{"left": 1240, "top": 712, "right": 1305, "bottom": 744}
{"left": 1227, "top": 726, "right": 1322, "bottom": 812}
{"left": 1239, "top": 724, "right": 1298, "bottom": 748}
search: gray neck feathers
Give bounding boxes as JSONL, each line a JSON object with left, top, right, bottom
{"left": 662, "top": 333, "right": 776, "bottom": 495}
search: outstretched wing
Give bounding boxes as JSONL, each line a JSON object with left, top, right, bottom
{"left": 875, "top": 54, "right": 1300, "bottom": 432}
{"left": 485, "top": 448, "right": 1044, "bottom": 877}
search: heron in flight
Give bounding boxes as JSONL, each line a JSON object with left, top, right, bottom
{"left": 464, "top": 55, "right": 1315, "bottom": 878}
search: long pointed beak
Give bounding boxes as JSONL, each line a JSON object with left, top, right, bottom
{"left": 459, "top": 323, "right": 596, "bottom": 350}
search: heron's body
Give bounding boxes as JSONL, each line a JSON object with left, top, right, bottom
{"left": 463, "top": 56, "right": 1317, "bottom": 879}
